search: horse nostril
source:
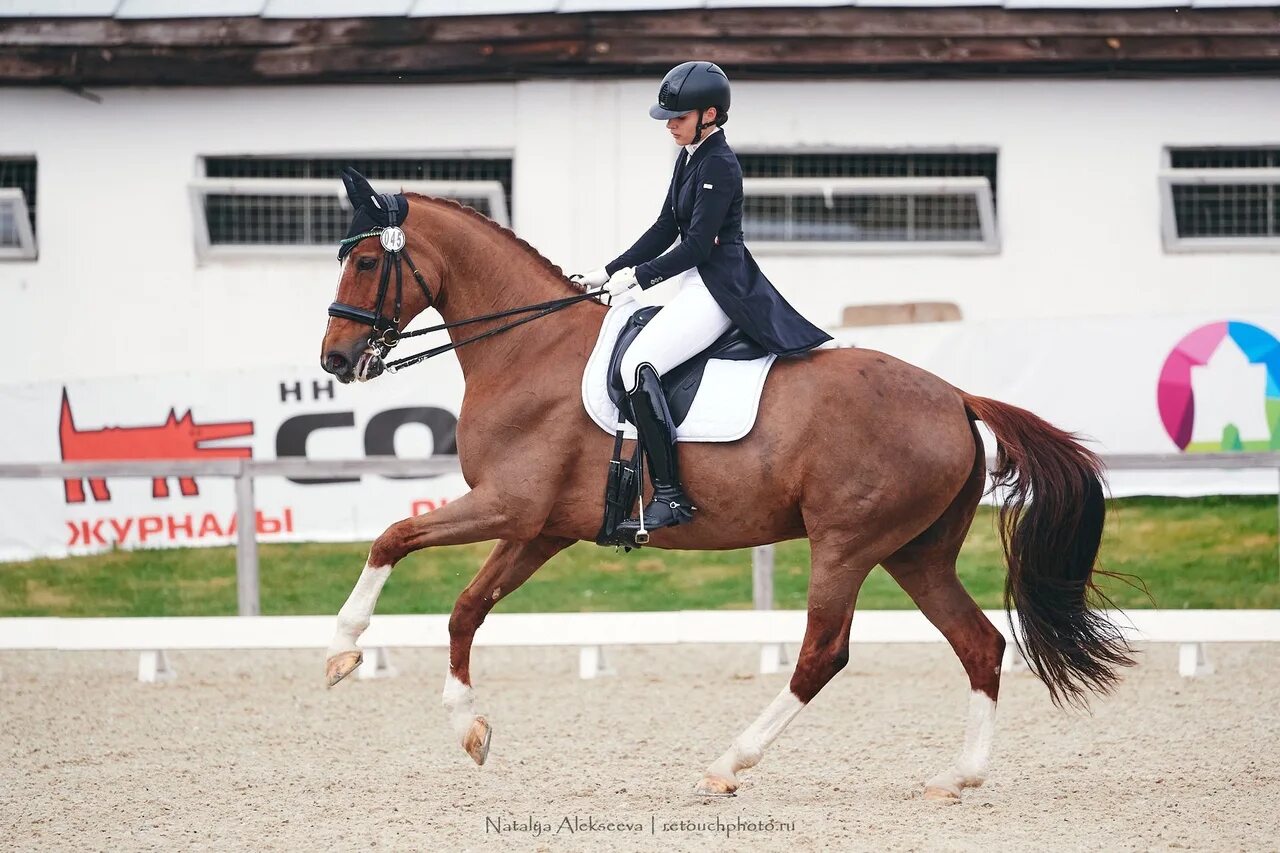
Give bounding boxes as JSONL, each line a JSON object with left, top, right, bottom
{"left": 325, "top": 352, "right": 349, "bottom": 374}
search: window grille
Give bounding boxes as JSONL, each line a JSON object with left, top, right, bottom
{"left": 737, "top": 151, "right": 998, "bottom": 253}
{"left": 191, "top": 156, "right": 512, "bottom": 259}
{"left": 0, "top": 158, "right": 37, "bottom": 260}
{"left": 1161, "top": 147, "right": 1280, "bottom": 252}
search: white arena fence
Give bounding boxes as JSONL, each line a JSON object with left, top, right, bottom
{"left": 0, "top": 455, "right": 1277, "bottom": 683}
{"left": 2, "top": 610, "right": 1278, "bottom": 684}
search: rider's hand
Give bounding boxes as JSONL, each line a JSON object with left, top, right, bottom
{"left": 571, "top": 268, "right": 610, "bottom": 287}
{"left": 605, "top": 267, "right": 638, "bottom": 298}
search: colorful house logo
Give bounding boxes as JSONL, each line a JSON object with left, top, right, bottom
{"left": 1158, "top": 321, "right": 1280, "bottom": 452}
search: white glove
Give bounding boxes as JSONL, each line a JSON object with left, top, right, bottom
{"left": 605, "top": 267, "right": 638, "bottom": 298}
{"left": 572, "top": 267, "right": 609, "bottom": 287}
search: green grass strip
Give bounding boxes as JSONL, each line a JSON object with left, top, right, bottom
{"left": 1, "top": 496, "right": 1276, "bottom": 617}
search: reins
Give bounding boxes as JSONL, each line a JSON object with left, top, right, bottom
{"left": 331, "top": 225, "right": 604, "bottom": 374}
{"left": 384, "top": 289, "right": 604, "bottom": 372}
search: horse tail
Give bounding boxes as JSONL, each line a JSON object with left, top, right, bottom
{"left": 962, "top": 392, "right": 1134, "bottom": 708}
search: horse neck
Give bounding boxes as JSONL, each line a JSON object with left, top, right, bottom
{"left": 421, "top": 204, "right": 600, "bottom": 383}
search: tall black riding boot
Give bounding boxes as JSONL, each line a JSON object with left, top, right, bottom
{"left": 617, "top": 363, "right": 696, "bottom": 543}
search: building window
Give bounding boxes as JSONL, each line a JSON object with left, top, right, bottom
{"left": 737, "top": 151, "right": 999, "bottom": 254}
{"left": 0, "top": 158, "right": 37, "bottom": 261}
{"left": 1161, "top": 146, "right": 1280, "bottom": 252}
{"left": 189, "top": 156, "right": 512, "bottom": 259}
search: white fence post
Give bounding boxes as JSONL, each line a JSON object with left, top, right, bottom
{"left": 356, "top": 647, "right": 397, "bottom": 680}
{"left": 754, "top": 545, "right": 788, "bottom": 674}
{"left": 235, "top": 460, "right": 260, "bottom": 617}
{"left": 1178, "top": 642, "right": 1213, "bottom": 677}
{"left": 137, "top": 649, "right": 176, "bottom": 683}
{"left": 752, "top": 545, "right": 774, "bottom": 610}
{"left": 579, "top": 645, "right": 615, "bottom": 679}
{"left": 1001, "top": 643, "right": 1029, "bottom": 673}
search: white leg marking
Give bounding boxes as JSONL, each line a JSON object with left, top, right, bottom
{"left": 705, "top": 688, "right": 805, "bottom": 783}
{"left": 927, "top": 690, "right": 997, "bottom": 796}
{"left": 327, "top": 563, "right": 391, "bottom": 657}
{"left": 442, "top": 671, "right": 479, "bottom": 742}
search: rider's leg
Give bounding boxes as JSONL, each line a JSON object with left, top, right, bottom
{"left": 624, "top": 362, "right": 694, "bottom": 531}
{"left": 617, "top": 277, "right": 732, "bottom": 534}
{"left": 619, "top": 276, "right": 733, "bottom": 392}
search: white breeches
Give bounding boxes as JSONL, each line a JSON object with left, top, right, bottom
{"left": 620, "top": 269, "right": 733, "bottom": 392}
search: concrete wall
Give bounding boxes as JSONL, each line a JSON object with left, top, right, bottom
{"left": 2, "top": 77, "right": 1278, "bottom": 382}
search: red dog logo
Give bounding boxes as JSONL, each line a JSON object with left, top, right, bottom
{"left": 59, "top": 388, "right": 254, "bottom": 503}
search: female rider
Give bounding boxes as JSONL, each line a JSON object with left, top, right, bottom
{"left": 578, "top": 60, "right": 831, "bottom": 539}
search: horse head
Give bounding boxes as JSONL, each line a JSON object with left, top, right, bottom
{"left": 321, "top": 168, "right": 443, "bottom": 384}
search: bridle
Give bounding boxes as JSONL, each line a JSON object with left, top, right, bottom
{"left": 328, "top": 209, "right": 604, "bottom": 375}
{"left": 328, "top": 223, "right": 433, "bottom": 365}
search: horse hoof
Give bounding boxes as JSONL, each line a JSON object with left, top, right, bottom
{"left": 694, "top": 775, "right": 737, "bottom": 797}
{"left": 923, "top": 785, "right": 962, "bottom": 803}
{"left": 325, "top": 650, "right": 363, "bottom": 687}
{"left": 463, "top": 716, "right": 491, "bottom": 766}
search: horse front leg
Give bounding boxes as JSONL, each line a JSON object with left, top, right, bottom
{"left": 324, "top": 489, "right": 539, "bottom": 686}
{"left": 444, "top": 535, "right": 573, "bottom": 765}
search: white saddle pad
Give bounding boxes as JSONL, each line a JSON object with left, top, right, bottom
{"left": 581, "top": 300, "right": 776, "bottom": 442}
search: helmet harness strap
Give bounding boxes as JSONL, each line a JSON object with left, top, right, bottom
{"left": 692, "top": 107, "right": 717, "bottom": 144}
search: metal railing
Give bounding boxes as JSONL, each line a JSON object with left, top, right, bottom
{"left": 1, "top": 452, "right": 1278, "bottom": 615}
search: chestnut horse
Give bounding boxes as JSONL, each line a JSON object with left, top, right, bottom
{"left": 319, "top": 193, "right": 1132, "bottom": 801}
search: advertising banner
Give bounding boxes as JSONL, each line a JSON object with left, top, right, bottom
{"left": 1, "top": 312, "right": 1277, "bottom": 561}
{"left": 840, "top": 313, "right": 1280, "bottom": 498}
{"left": 0, "top": 359, "right": 469, "bottom": 561}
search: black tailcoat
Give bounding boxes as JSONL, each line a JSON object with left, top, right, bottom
{"left": 605, "top": 131, "right": 832, "bottom": 357}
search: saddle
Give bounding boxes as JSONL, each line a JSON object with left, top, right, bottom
{"left": 605, "top": 306, "right": 768, "bottom": 426}
{"left": 595, "top": 306, "right": 769, "bottom": 549}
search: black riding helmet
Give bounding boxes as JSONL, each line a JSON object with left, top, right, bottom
{"left": 649, "top": 61, "right": 731, "bottom": 143}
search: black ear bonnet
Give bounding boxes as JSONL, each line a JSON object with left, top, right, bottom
{"left": 338, "top": 166, "right": 408, "bottom": 261}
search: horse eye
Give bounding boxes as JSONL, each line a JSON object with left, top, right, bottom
{"left": 357, "top": 257, "right": 377, "bottom": 271}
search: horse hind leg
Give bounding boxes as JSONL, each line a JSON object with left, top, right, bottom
{"left": 883, "top": 447, "right": 1005, "bottom": 802}
{"left": 696, "top": 535, "right": 874, "bottom": 796}
{"left": 901, "top": 567, "right": 1004, "bottom": 803}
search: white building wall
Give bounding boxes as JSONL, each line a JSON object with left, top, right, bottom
{"left": 731, "top": 78, "right": 1280, "bottom": 327}
{"left": 1, "top": 76, "right": 1278, "bottom": 383}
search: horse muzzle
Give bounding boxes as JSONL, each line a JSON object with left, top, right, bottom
{"left": 355, "top": 349, "right": 386, "bottom": 383}
{"left": 322, "top": 346, "right": 384, "bottom": 384}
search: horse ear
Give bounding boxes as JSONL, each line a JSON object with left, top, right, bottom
{"left": 341, "top": 167, "right": 377, "bottom": 211}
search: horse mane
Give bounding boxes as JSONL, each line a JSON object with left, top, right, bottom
{"left": 404, "top": 193, "right": 589, "bottom": 295}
